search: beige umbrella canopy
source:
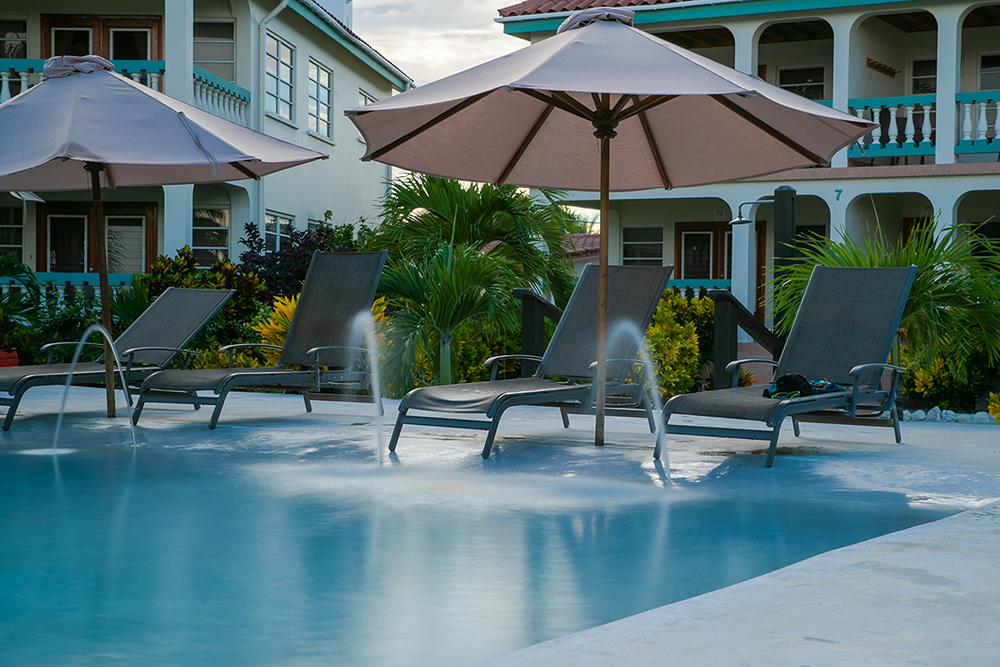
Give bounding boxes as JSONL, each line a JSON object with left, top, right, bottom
{"left": 0, "top": 55, "right": 326, "bottom": 418}
{"left": 347, "top": 8, "right": 875, "bottom": 446}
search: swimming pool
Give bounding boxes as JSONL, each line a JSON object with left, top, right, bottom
{"left": 0, "top": 442, "right": 956, "bottom": 666}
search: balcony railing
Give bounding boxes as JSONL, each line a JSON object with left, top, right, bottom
{"left": 193, "top": 66, "right": 250, "bottom": 127}
{"left": 3, "top": 273, "right": 135, "bottom": 302}
{"left": 0, "top": 58, "right": 165, "bottom": 102}
{"left": 955, "top": 91, "right": 999, "bottom": 154}
{"left": 847, "top": 95, "right": 936, "bottom": 158}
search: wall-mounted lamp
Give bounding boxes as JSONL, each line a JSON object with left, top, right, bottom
{"left": 729, "top": 198, "right": 773, "bottom": 225}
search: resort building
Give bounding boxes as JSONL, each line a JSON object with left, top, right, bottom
{"left": 498, "top": 0, "right": 1000, "bottom": 321}
{"left": 0, "top": 0, "right": 410, "bottom": 278}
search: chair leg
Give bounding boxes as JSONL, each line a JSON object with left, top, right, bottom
{"left": 303, "top": 392, "right": 312, "bottom": 413}
{"left": 890, "top": 405, "right": 902, "bottom": 443}
{"left": 2, "top": 390, "right": 25, "bottom": 431}
{"left": 131, "top": 393, "right": 146, "bottom": 425}
{"left": 560, "top": 408, "right": 570, "bottom": 428}
{"left": 190, "top": 391, "right": 201, "bottom": 410}
{"left": 388, "top": 409, "right": 407, "bottom": 453}
{"left": 641, "top": 393, "right": 656, "bottom": 433}
{"left": 207, "top": 389, "right": 231, "bottom": 430}
{"left": 482, "top": 416, "right": 503, "bottom": 459}
{"left": 792, "top": 416, "right": 800, "bottom": 437}
{"left": 765, "top": 421, "right": 784, "bottom": 468}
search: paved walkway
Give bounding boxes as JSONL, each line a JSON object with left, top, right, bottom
{"left": 6, "top": 386, "right": 1000, "bottom": 666}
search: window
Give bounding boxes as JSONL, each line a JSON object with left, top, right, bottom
{"left": 0, "top": 207, "right": 23, "bottom": 262}
{"left": 52, "top": 27, "right": 91, "bottom": 56}
{"left": 980, "top": 54, "right": 1000, "bottom": 91}
{"left": 265, "top": 33, "right": 294, "bottom": 120}
{"left": 47, "top": 215, "right": 87, "bottom": 272}
{"left": 359, "top": 88, "right": 378, "bottom": 107}
{"left": 194, "top": 22, "right": 235, "bottom": 82}
{"left": 912, "top": 59, "right": 936, "bottom": 94}
{"left": 106, "top": 216, "right": 145, "bottom": 273}
{"left": 777, "top": 66, "right": 825, "bottom": 101}
{"left": 109, "top": 29, "right": 149, "bottom": 60}
{"left": 265, "top": 212, "right": 294, "bottom": 252}
{"left": 1, "top": 20, "right": 27, "bottom": 59}
{"left": 621, "top": 227, "right": 663, "bottom": 266}
{"left": 192, "top": 208, "right": 230, "bottom": 267}
{"left": 308, "top": 60, "right": 333, "bottom": 138}
{"left": 680, "top": 231, "right": 713, "bottom": 278}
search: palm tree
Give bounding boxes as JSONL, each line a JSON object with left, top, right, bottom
{"left": 368, "top": 174, "right": 577, "bottom": 307}
{"left": 379, "top": 244, "right": 517, "bottom": 388}
{"left": 769, "top": 222, "right": 1000, "bottom": 382}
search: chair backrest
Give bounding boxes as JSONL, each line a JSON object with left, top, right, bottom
{"left": 775, "top": 265, "right": 916, "bottom": 387}
{"left": 536, "top": 264, "right": 673, "bottom": 380}
{"left": 277, "top": 250, "right": 388, "bottom": 368}
{"left": 114, "top": 287, "right": 234, "bottom": 367}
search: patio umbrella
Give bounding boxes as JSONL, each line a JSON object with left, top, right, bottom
{"left": 346, "top": 8, "right": 875, "bottom": 446}
{"left": 0, "top": 55, "right": 326, "bottom": 418}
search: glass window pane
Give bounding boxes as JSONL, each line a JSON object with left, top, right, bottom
{"left": 0, "top": 20, "right": 27, "bottom": 59}
{"left": 53, "top": 29, "right": 91, "bottom": 57}
{"left": 0, "top": 207, "right": 21, "bottom": 226}
{"left": 194, "top": 23, "right": 234, "bottom": 40}
{"left": 194, "top": 42, "right": 235, "bottom": 62}
{"left": 623, "top": 227, "right": 661, "bottom": 243}
{"left": 981, "top": 54, "right": 1000, "bottom": 71}
{"left": 200, "top": 62, "right": 235, "bottom": 82}
{"left": 981, "top": 71, "right": 1000, "bottom": 91}
{"left": 913, "top": 60, "right": 936, "bottom": 77}
{"left": 193, "top": 249, "right": 228, "bottom": 266}
{"left": 193, "top": 209, "right": 229, "bottom": 228}
{"left": 193, "top": 229, "right": 228, "bottom": 247}
{"left": 0, "top": 227, "right": 23, "bottom": 245}
{"left": 681, "top": 232, "right": 712, "bottom": 279}
{"left": 111, "top": 30, "right": 148, "bottom": 60}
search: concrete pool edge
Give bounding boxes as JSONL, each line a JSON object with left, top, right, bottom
{"left": 479, "top": 501, "right": 1000, "bottom": 666}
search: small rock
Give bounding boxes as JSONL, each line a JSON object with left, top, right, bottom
{"left": 902, "top": 410, "right": 911, "bottom": 421}
{"left": 974, "top": 411, "right": 997, "bottom": 425}
{"left": 941, "top": 409, "right": 956, "bottom": 422}
{"left": 926, "top": 406, "right": 941, "bottom": 422}
{"left": 911, "top": 409, "right": 926, "bottom": 421}
{"left": 955, "top": 413, "right": 972, "bottom": 424}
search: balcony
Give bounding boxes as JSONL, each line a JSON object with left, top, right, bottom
{"left": 0, "top": 59, "right": 165, "bottom": 102}
{"left": 847, "top": 95, "right": 936, "bottom": 159}
{"left": 192, "top": 66, "right": 250, "bottom": 127}
{"left": 955, "top": 91, "right": 999, "bottom": 154}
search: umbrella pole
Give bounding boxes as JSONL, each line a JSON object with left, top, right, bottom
{"left": 595, "top": 135, "right": 610, "bottom": 447}
{"left": 86, "top": 162, "right": 116, "bottom": 419}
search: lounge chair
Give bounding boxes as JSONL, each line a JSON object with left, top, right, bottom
{"left": 0, "top": 287, "right": 234, "bottom": 430}
{"left": 657, "top": 265, "right": 916, "bottom": 467}
{"left": 388, "top": 263, "right": 673, "bottom": 459}
{"left": 131, "top": 250, "right": 388, "bottom": 428}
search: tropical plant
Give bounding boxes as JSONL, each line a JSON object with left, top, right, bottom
{"left": 989, "top": 392, "right": 1000, "bottom": 422}
{"left": 379, "top": 244, "right": 518, "bottom": 388}
{"left": 768, "top": 223, "right": 1000, "bottom": 382}
{"left": 367, "top": 174, "right": 577, "bottom": 308}
{"left": 109, "top": 275, "right": 151, "bottom": 333}
{"left": 0, "top": 254, "right": 41, "bottom": 352}
{"left": 253, "top": 293, "right": 298, "bottom": 365}
{"left": 238, "top": 220, "right": 359, "bottom": 301}
{"left": 643, "top": 292, "right": 715, "bottom": 400}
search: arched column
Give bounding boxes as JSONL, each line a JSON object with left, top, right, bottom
{"left": 932, "top": 5, "right": 966, "bottom": 165}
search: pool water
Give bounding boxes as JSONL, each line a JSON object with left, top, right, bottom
{"left": 0, "top": 447, "right": 954, "bottom": 666}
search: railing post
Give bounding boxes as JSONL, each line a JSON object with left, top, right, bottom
{"left": 713, "top": 297, "right": 738, "bottom": 389}
{"left": 773, "top": 185, "right": 796, "bottom": 334}
{"left": 521, "top": 297, "right": 545, "bottom": 377}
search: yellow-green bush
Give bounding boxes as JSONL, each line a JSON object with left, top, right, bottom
{"left": 900, "top": 347, "right": 993, "bottom": 412}
{"left": 988, "top": 392, "right": 1000, "bottom": 422}
{"left": 643, "top": 292, "right": 714, "bottom": 401}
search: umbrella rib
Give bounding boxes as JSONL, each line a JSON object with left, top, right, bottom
{"left": 637, "top": 107, "right": 672, "bottom": 191}
{"left": 518, "top": 89, "right": 593, "bottom": 122}
{"left": 497, "top": 105, "right": 554, "bottom": 185}
{"left": 609, "top": 94, "right": 632, "bottom": 119}
{"left": 231, "top": 162, "right": 259, "bottom": 181}
{"left": 710, "top": 95, "right": 825, "bottom": 164}
{"left": 367, "top": 91, "right": 492, "bottom": 162}
{"left": 614, "top": 95, "right": 676, "bottom": 122}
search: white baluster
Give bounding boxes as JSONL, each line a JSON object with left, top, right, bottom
{"left": 0, "top": 71, "right": 11, "bottom": 103}
{"left": 225, "top": 93, "right": 235, "bottom": 122}
{"left": 990, "top": 101, "right": 998, "bottom": 142}
{"left": 903, "top": 105, "right": 916, "bottom": 146}
{"left": 18, "top": 70, "right": 28, "bottom": 95}
{"left": 238, "top": 100, "right": 247, "bottom": 126}
{"left": 871, "top": 106, "right": 882, "bottom": 146}
{"left": 962, "top": 102, "right": 974, "bottom": 142}
{"left": 977, "top": 101, "right": 988, "bottom": 142}
{"left": 130, "top": 72, "right": 141, "bottom": 84}
{"left": 193, "top": 81, "right": 203, "bottom": 111}
{"left": 197, "top": 81, "right": 208, "bottom": 113}
{"left": 150, "top": 72, "right": 160, "bottom": 91}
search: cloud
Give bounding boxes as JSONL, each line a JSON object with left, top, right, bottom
{"left": 351, "top": 0, "right": 525, "bottom": 85}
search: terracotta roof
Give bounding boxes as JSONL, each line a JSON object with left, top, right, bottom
{"left": 566, "top": 233, "right": 600, "bottom": 258}
{"left": 498, "top": 0, "right": 676, "bottom": 19}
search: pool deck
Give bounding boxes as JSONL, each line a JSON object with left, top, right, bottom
{"left": 7, "top": 386, "right": 1000, "bottom": 666}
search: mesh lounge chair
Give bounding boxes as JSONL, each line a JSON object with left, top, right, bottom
{"left": 131, "top": 250, "right": 388, "bottom": 428}
{"left": 388, "top": 264, "right": 673, "bottom": 459}
{"left": 0, "top": 287, "right": 234, "bottom": 430}
{"left": 658, "top": 265, "right": 916, "bottom": 467}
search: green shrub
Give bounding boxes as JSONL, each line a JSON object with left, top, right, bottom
{"left": 900, "top": 347, "right": 993, "bottom": 412}
{"left": 643, "top": 292, "right": 714, "bottom": 401}
{"left": 13, "top": 292, "right": 101, "bottom": 364}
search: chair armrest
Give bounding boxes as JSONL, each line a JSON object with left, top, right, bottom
{"left": 485, "top": 354, "right": 543, "bottom": 381}
{"left": 725, "top": 358, "right": 777, "bottom": 388}
{"left": 588, "top": 359, "right": 656, "bottom": 387}
{"left": 41, "top": 341, "right": 104, "bottom": 364}
{"left": 846, "top": 363, "right": 906, "bottom": 417}
{"left": 305, "top": 345, "right": 370, "bottom": 361}
{"left": 119, "top": 346, "right": 200, "bottom": 372}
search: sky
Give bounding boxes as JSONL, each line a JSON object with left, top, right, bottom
{"left": 351, "top": 0, "right": 525, "bottom": 86}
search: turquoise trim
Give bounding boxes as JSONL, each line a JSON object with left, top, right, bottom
{"left": 289, "top": 0, "right": 410, "bottom": 91}
{"left": 111, "top": 60, "right": 165, "bottom": 73}
{"left": 956, "top": 140, "right": 999, "bottom": 154}
{"left": 35, "top": 273, "right": 135, "bottom": 285}
{"left": 0, "top": 58, "right": 44, "bottom": 72}
{"left": 848, "top": 94, "right": 935, "bottom": 108}
{"left": 955, "top": 91, "right": 1000, "bottom": 104}
{"left": 815, "top": 100, "right": 833, "bottom": 107}
{"left": 668, "top": 279, "right": 732, "bottom": 290}
{"left": 501, "top": 0, "right": 922, "bottom": 34}
{"left": 193, "top": 65, "right": 251, "bottom": 101}
{"left": 847, "top": 143, "right": 934, "bottom": 157}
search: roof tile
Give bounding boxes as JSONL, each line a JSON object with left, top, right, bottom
{"left": 498, "top": 0, "right": 677, "bottom": 19}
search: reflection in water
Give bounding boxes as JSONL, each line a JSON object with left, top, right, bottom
{"left": 0, "top": 448, "right": 954, "bottom": 667}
